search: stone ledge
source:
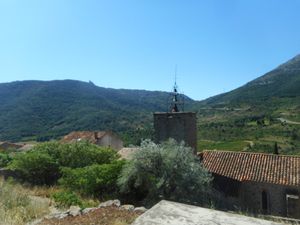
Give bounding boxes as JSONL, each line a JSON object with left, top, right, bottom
{"left": 132, "top": 200, "right": 284, "bottom": 225}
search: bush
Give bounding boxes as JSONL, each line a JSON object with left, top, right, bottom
{"left": 0, "top": 153, "right": 12, "bottom": 168}
{"left": 51, "top": 190, "right": 83, "bottom": 208}
{"left": 34, "top": 141, "right": 119, "bottom": 168}
{"left": 8, "top": 151, "right": 60, "bottom": 185}
{"left": 7, "top": 141, "right": 120, "bottom": 186}
{"left": 118, "top": 139, "right": 213, "bottom": 205}
{"left": 59, "top": 160, "right": 126, "bottom": 196}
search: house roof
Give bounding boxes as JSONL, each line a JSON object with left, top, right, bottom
{"left": 0, "top": 141, "right": 23, "bottom": 150}
{"left": 201, "top": 150, "right": 300, "bottom": 187}
{"left": 61, "top": 131, "right": 110, "bottom": 144}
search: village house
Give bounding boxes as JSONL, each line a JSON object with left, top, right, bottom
{"left": 0, "top": 141, "right": 23, "bottom": 151}
{"left": 61, "top": 131, "right": 123, "bottom": 151}
{"left": 200, "top": 150, "right": 300, "bottom": 219}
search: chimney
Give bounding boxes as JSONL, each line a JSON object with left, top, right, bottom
{"left": 94, "top": 132, "right": 98, "bottom": 140}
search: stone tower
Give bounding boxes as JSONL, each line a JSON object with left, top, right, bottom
{"left": 153, "top": 80, "right": 197, "bottom": 151}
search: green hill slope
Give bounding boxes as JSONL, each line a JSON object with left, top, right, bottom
{"left": 204, "top": 54, "right": 300, "bottom": 106}
{"left": 197, "top": 55, "right": 300, "bottom": 155}
{"left": 0, "top": 80, "right": 193, "bottom": 143}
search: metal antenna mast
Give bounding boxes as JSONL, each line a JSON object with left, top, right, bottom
{"left": 170, "top": 64, "right": 184, "bottom": 112}
{"left": 175, "top": 64, "right": 177, "bottom": 87}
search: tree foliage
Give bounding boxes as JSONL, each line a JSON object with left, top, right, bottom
{"left": 59, "top": 160, "right": 126, "bottom": 196}
{"left": 51, "top": 190, "right": 83, "bottom": 208}
{"left": 34, "top": 141, "right": 119, "bottom": 168}
{"left": 0, "top": 153, "right": 12, "bottom": 168}
{"left": 8, "top": 151, "right": 60, "bottom": 185}
{"left": 8, "top": 141, "right": 121, "bottom": 186}
{"left": 118, "top": 139, "right": 213, "bottom": 205}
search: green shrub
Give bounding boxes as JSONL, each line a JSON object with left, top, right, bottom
{"left": 59, "top": 160, "right": 126, "bottom": 196}
{"left": 51, "top": 190, "right": 83, "bottom": 208}
{"left": 118, "top": 139, "right": 213, "bottom": 205}
{"left": 0, "top": 153, "right": 12, "bottom": 168}
{"left": 34, "top": 141, "right": 119, "bottom": 168}
{"left": 7, "top": 141, "right": 120, "bottom": 186}
{"left": 8, "top": 151, "right": 60, "bottom": 185}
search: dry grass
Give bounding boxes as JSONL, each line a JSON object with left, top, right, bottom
{"left": 22, "top": 183, "right": 62, "bottom": 198}
{"left": 22, "top": 184, "right": 100, "bottom": 209}
{"left": 0, "top": 177, "right": 50, "bottom": 225}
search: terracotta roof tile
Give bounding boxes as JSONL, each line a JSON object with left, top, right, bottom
{"left": 202, "top": 151, "right": 300, "bottom": 187}
{"left": 61, "top": 131, "right": 108, "bottom": 143}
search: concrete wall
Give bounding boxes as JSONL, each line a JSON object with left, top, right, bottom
{"left": 153, "top": 112, "right": 197, "bottom": 151}
{"left": 240, "top": 181, "right": 300, "bottom": 218}
{"left": 211, "top": 174, "right": 242, "bottom": 210}
{"left": 212, "top": 175, "right": 300, "bottom": 219}
{"left": 97, "top": 133, "right": 123, "bottom": 151}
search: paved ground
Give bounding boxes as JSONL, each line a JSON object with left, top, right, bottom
{"left": 132, "top": 200, "right": 284, "bottom": 225}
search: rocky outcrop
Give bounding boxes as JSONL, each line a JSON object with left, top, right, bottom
{"left": 82, "top": 207, "right": 97, "bottom": 215}
{"left": 33, "top": 199, "right": 147, "bottom": 224}
{"left": 69, "top": 205, "right": 81, "bottom": 217}
{"left": 98, "top": 199, "right": 121, "bottom": 208}
{"left": 134, "top": 206, "right": 148, "bottom": 213}
{"left": 120, "top": 204, "right": 135, "bottom": 211}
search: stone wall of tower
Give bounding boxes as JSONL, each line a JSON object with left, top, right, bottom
{"left": 153, "top": 112, "right": 197, "bottom": 151}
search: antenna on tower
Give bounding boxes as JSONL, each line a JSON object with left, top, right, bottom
{"left": 169, "top": 65, "right": 184, "bottom": 112}
{"left": 175, "top": 64, "right": 177, "bottom": 87}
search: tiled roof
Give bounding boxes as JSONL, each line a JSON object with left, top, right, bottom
{"left": 201, "top": 151, "right": 300, "bottom": 187}
{"left": 0, "top": 141, "right": 23, "bottom": 150}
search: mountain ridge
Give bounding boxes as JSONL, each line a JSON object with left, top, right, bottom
{"left": 0, "top": 79, "right": 194, "bottom": 143}
{"left": 202, "top": 54, "right": 300, "bottom": 106}
{"left": 0, "top": 54, "right": 299, "bottom": 148}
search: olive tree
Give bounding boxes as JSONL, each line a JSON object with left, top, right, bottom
{"left": 118, "top": 139, "right": 213, "bottom": 205}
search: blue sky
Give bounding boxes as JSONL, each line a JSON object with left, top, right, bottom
{"left": 0, "top": 0, "right": 300, "bottom": 100}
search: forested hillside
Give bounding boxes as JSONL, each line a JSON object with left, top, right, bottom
{"left": 0, "top": 80, "right": 193, "bottom": 144}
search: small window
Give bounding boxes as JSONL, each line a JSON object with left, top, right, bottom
{"left": 262, "top": 190, "right": 269, "bottom": 213}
